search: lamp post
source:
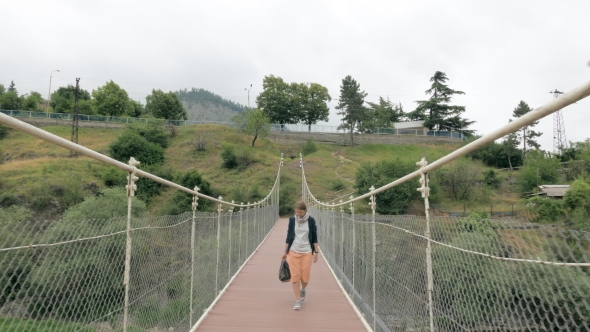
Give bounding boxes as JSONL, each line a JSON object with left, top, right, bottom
{"left": 244, "top": 84, "right": 252, "bottom": 109}
{"left": 46, "top": 70, "right": 60, "bottom": 117}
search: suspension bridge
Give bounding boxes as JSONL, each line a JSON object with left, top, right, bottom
{"left": 1, "top": 79, "right": 590, "bottom": 332}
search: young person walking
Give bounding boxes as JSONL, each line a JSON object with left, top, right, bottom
{"left": 281, "top": 201, "right": 319, "bottom": 310}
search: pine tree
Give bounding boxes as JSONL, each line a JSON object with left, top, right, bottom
{"left": 7, "top": 81, "right": 17, "bottom": 94}
{"left": 407, "top": 71, "right": 474, "bottom": 136}
{"left": 335, "top": 75, "right": 367, "bottom": 146}
{"left": 511, "top": 101, "right": 542, "bottom": 155}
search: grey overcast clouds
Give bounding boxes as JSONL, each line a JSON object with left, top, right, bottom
{"left": 2, "top": 0, "right": 589, "bottom": 151}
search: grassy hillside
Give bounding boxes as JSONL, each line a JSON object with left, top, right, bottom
{"left": 0, "top": 124, "right": 523, "bottom": 220}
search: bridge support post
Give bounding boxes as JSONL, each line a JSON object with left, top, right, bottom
{"left": 190, "top": 186, "right": 200, "bottom": 326}
{"left": 350, "top": 196, "right": 355, "bottom": 303}
{"left": 417, "top": 158, "right": 434, "bottom": 332}
{"left": 239, "top": 203, "right": 243, "bottom": 266}
{"left": 369, "top": 186, "right": 377, "bottom": 332}
{"left": 340, "top": 201, "right": 344, "bottom": 280}
{"left": 123, "top": 157, "right": 140, "bottom": 332}
{"left": 215, "top": 197, "right": 223, "bottom": 296}
{"left": 228, "top": 201, "right": 234, "bottom": 280}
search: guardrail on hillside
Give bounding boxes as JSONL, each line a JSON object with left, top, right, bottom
{"left": 1, "top": 109, "right": 464, "bottom": 139}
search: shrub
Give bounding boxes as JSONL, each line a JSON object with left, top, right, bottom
{"left": 100, "top": 167, "right": 128, "bottom": 187}
{"left": 355, "top": 159, "right": 418, "bottom": 215}
{"left": 62, "top": 187, "right": 146, "bottom": 221}
{"left": 301, "top": 139, "right": 318, "bottom": 156}
{"left": 483, "top": 169, "right": 501, "bottom": 189}
{"left": 330, "top": 179, "right": 347, "bottom": 192}
{"left": 517, "top": 151, "right": 561, "bottom": 194}
{"left": 126, "top": 122, "right": 169, "bottom": 148}
{"left": 109, "top": 131, "right": 165, "bottom": 165}
{"left": 135, "top": 165, "right": 174, "bottom": 204}
{"left": 436, "top": 160, "right": 480, "bottom": 201}
{"left": 526, "top": 196, "right": 567, "bottom": 223}
{"left": 236, "top": 147, "right": 258, "bottom": 169}
{"left": 563, "top": 178, "right": 590, "bottom": 212}
{"left": 163, "top": 169, "right": 212, "bottom": 215}
{"left": 0, "top": 124, "right": 9, "bottom": 139}
{"left": 220, "top": 144, "right": 238, "bottom": 169}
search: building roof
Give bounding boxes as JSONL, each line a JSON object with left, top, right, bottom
{"left": 393, "top": 121, "right": 426, "bottom": 130}
{"left": 538, "top": 185, "right": 570, "bottom": 197}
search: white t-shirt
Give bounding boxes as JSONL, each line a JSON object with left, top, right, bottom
{"left": 291, "top": 221, "right": 312, "bottom": 253}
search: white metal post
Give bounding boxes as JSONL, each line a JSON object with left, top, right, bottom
{"left": 239, "top": 203, "right": 243, "bottom": 266}
{"left": 215, "top": 197, "right": 223, "bottom": 296}
{"left": 190, "top": 186, "right": 199, "bottom": 326}
{"left": 228, "top": 201, "right": 234, "bottom": 279}
{"left": 123, "top": 157, "right": 140, "bottom": 332}
{"left": 340, "top": 200, "right": 344, "bottom": 278}
{"left": 369, "top": 186, "right": 377, "bottom": 332}
{"left": 417, "top": 158, "right": 435, "bottom": 332}
{"left": 350, "top": 196, "right": 355, "bottom": 301}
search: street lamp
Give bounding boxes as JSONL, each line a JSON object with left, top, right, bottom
{"left": 46, "top": 69, "right": 60, "bottom": 116}
{"left": 244, "top": 84, "right": 252, "bottom": 109}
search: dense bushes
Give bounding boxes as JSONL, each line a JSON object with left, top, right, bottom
{"left": 301, "top": 139, "right": 318, "bottom": 156}
{"left": 0, "top": 124, "right": 9, "bottom": 139}
{"left": 163, "top": 169, "right": 213, "bottom": 215}
{"left": 355, "top": 159, "right": 418, "bottom": 215}
{"left": 109, "top": 131, "right": 165, "bottom": 165}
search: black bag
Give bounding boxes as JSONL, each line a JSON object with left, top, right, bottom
{"left": 278, "top": 260, "right": 291, "bottom": 282}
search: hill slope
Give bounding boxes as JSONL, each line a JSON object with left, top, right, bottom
{"left": 176, "top": 88, "right": 245, "bottom": 123}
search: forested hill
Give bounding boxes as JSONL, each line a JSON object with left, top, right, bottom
{"left": 176, "top": 88, "right": 246, "bottom": 123}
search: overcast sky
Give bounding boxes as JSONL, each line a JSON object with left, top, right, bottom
{"left": 2, "top": 0, "right": 589, "bottom": 151}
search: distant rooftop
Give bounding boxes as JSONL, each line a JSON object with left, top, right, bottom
{"left": 538, "top": 185, "right": 570, "bottom": 197}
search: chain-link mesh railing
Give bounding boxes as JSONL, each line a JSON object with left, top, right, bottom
{"left": 299, "top": 78, "right": 590, "bottom": 332}
{"left": 0, "top": 205, "right": 279, "bottom": 332}
{"left": 0, "top": 113, "right": 284, "bottom": 331}
{"left": 311, "top": 207, "right": 590, "bottom": 332}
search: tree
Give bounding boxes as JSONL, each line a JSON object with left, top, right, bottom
{"left": 436, "top": 160, "right": 480, "bottom": 201}
{"left": 126, "top": 99, "right": 145, "bottom": 117}
{"left": 511, "top": 101, "right": 542, "bottom": 154}
{"left": 23, "top": 91, "right": 45, "bottom": 111}
{"left": 233, "top": 109, "right": 270, "bottom": 147}
{"left": 335, "top": 75, "right": 368, "bottom": 146}
{"left": 166, "top": 169, "right": 212, "bottom": 214}
{"left": 92, "top": 80, "right": 130, "bottom": 116}
{"left": 407, "top": 71, "right": 474, "bottom": 136}
{"left": 363, "top": 97, "right": 405, "bottom": 133}
{"left": 516, "top": 150, "right": 561, "bottom": 194}
{"left": 296, "top": 83, "right": 331, "bottom": 132}
{"left": 145, "top": 89, "right": 187, "bottom": 120}
{"left": 50, "top": 85, "right": 93, "bottom": 114}
{"left": 0, "top": 91, "right": 22, "bottom": 110}
{"left": 355, "top": 159, "right": 418, "bottom": 214}
{"left": 256, "top": 75, "right": 298, "bottom": 130}
{"left": 7, "top": 80, "right": 17, "bottom": 94}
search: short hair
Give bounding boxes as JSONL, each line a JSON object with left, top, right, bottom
{"left": 294, "top": 201, "right": 307, "bottom": 211}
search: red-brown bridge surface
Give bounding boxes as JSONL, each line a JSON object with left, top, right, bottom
{"left": 196, "top": 218, "right": 368, "bottom": 332}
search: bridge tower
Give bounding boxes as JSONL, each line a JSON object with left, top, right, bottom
{"left": 550, "top": 89, "right": 567, "bottom": 155}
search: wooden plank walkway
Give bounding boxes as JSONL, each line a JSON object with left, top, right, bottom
{"left": 196, "top": 218, "right": 368, "bottom": 332}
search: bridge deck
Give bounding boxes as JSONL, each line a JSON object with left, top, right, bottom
{"left": 196, "top": 218, "right": 367, "bottom": 332}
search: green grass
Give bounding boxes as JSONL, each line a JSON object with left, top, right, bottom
{"left": 0, "top": 317, "right": 96, "bottom": 332}
{"left": 0, "top": 123, "right": 524, "bottom": 218}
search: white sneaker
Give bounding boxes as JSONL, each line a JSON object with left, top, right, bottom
{"left": 293, "top": 300, "right": 302, "bottom": 310}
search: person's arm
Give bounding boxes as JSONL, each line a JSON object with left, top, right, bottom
{"left": 281, "top": 243, "right": 288, "bottom": 260}
{"left": 311, "top": 219, "right": 319, "bottom": 263}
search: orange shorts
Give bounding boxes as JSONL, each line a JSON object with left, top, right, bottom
{"left": 287, "top": 250, "right": 313, "bottom": 283}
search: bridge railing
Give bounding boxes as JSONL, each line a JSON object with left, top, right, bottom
{"left": 301, "top": 78, "right": 590, "bottom": 332}
{"left": 0, "top": 113, "right": 283, "bottom": 332}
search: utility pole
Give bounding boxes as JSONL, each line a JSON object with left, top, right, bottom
{"left": 70, "top": 78, "right": 80, "bottom": 157}
{"left": 550, "top": 89, "right": 567, "bottom": 155}
{"left": 245, "top": 84, "right": 252, "bottom": 109}
{"left": 46, "top": 70, "right": 60, "bottom": 117}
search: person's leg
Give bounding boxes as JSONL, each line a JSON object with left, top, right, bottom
{"left": 287, "top": 251, "right": 302, "bottom": 300}
{"left": 299, "top": 253, "right": 313, "bottom": 301}
{"left": 291, "top": 281, "right": 301, "bottom": 300}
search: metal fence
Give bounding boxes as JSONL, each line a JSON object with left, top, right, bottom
{"left": 0, "top": 205, "right": 278, "bottom": 332}
{"left": 311, "top": 207, "right": 590, "bottom": 331}
{"left": 1, "top": 109, "right": 463, "bottom": 138}
{"left": 0, "top": 112, "right": 284, "bottom": 332}
{"left": 301, "top": 78, "right": 590, "bottom": 331}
